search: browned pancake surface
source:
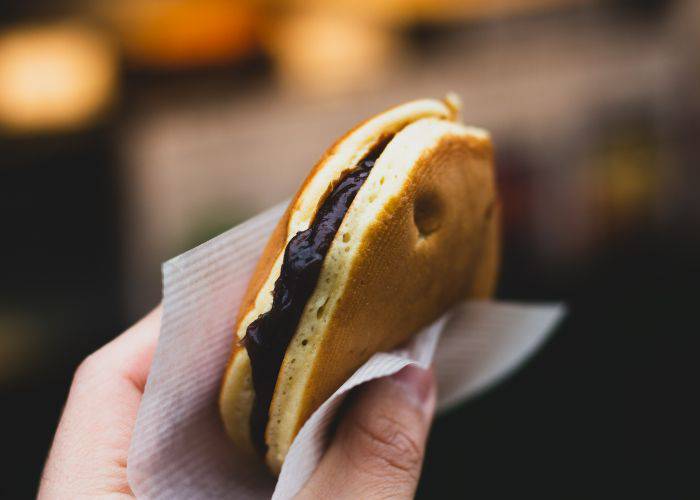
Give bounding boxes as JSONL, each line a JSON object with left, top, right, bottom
{"left": 219, "top": 98, "right": 498, "bottom": 472}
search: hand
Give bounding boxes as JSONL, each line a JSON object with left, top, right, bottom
{"left": 38, "top": 307, "right": 161, "bottom": 498}
{"left": 39, "top": 308, "right": 436, "bottom": 499}
{"left": 298, "top": 365, "right": 436, "bottom": 499}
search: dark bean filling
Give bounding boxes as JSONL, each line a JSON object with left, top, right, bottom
{"left": 242, "top": 136, "right": 393, "bottom": 454}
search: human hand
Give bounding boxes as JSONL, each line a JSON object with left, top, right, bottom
{"left": 39, "top": 307, "right": 436, "bottom": 499}
{"left": 297, "top": 365, "right": 436, "bottom": 499}
{"left": 38, "top": 307, "right": 161, "bottom": 498}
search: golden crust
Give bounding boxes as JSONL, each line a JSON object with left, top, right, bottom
{"left": 219, "top": 98, "right": 498, "bottom": 472}
{"left": 301, "top": 141, "right": 496, "bottom": 403}
{"left": 219, "top": 98, "right": 454, "bottom": 450}
{"left": 266, "top": 121, "right": 496, "bottom": 470}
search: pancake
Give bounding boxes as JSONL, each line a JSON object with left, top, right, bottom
{"left": 219, "top": 96, "right": 498, "bottom": 473}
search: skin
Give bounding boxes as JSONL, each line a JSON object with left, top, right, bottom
{"left": 39, "top": 306, "right": 436, "bottom": 499}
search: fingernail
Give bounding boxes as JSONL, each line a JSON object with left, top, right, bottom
{"left": 391, "top": 365, "right": 436, "bottom": 415}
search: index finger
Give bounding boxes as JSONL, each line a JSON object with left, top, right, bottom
{"left": 97, "top": 305, "right": 162, "bottom": 392}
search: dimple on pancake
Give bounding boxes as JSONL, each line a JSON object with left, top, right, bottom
{"left": 219, "top": 97, "right": 498, "bottom": 473}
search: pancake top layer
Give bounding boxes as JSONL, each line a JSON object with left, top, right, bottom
{"left": 219, "top": 97, "right": 496, "bottom": 473}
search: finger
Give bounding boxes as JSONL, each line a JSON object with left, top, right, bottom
{"left": 93, "top": 305, "right": 162, "bottom": 391}
{"left": 38, "top": 306, "right": 162, "bottom": 498}
{"left": 299, "top": 366, "right": 436, "bottom": 499}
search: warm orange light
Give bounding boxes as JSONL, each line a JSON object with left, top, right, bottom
{"left": 0, "top": 23, "right": 116, "bottom": 133}
{"left": 98, "top": 0, "right": 259, "bottom": 68}
{"left": 267, "top": 13, "right": 396, "bottom": 95}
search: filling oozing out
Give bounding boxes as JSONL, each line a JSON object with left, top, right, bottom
{"left": 242, "top": 135, "right": 393, "bottom": 454}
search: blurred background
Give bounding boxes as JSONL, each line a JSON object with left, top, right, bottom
{"left": 1, "top": 0, "right": 698, "bottom": 497}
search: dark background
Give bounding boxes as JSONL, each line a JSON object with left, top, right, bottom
{"left": 1, "top": 0, "right": 697, "bottom": 498}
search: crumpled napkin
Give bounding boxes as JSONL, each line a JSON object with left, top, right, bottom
{"left": 127, "top": 201, "right": 564, "bottom": 499}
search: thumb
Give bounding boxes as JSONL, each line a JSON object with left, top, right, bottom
{"left": 298, "top": 366, "right": 436, "bottom": 499}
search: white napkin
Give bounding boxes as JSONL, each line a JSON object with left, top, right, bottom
{"left": 127, "top": 201, "right": 564, "bottom": 499}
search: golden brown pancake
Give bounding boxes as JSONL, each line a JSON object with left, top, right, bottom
{"left": 219, "top": 96, "right": 499, "bottom": 473}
